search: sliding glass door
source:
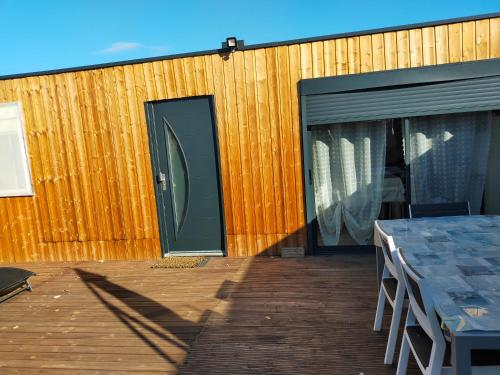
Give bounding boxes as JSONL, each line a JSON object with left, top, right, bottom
{"left": 310, "top": 120, "right": 387, "bottom": 247}
{"left": 308, "top": 111, "right": 496, "bottom": 251}
{"left": 405, "top": 112, "right": 492, "bottom": 214}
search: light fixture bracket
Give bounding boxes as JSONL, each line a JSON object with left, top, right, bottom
{"left": 221, "top": 37, "right": 244, "bottom": 52}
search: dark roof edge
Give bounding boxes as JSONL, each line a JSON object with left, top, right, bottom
{"left": 242, "top": 12, "right": 500, "bottom": 50}
{"left": 299, "top": 58, "right": 500, "bottom": 96}
{"left": 1, "top": 11, "right": 499, "bottom": 81}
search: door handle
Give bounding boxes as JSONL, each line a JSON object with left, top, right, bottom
{"left": 157, "top": 172, "right": 168, "bottom": 191}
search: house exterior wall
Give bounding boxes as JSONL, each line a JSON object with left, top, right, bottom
{"left": 0, "top": 16, "right": 499, "bottom": 262}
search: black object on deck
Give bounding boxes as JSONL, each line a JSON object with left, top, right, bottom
{"left": 0, "top": 267, "right": 35, "bottom": 303}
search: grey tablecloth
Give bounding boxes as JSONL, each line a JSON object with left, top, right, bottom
{"left": 379, "top": 215, "right": 500, "bottom": 333}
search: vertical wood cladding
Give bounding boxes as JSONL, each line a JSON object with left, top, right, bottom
{"left": 0, "top": 17, "right": 498, "bottom": 261}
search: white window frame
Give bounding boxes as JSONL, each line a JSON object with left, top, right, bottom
{"left": 0, "top": 101, "right": 34, "bottom": 197}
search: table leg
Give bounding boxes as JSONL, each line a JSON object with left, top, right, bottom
{"left": 452, "top": 334, "right": 472, "bottom": 375}
{"left": 451, "top": 332, "right": 500, "bottom": 374}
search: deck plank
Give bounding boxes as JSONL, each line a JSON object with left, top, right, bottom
{"left": 0, "top": 255, "right": 418, "bottom": 374}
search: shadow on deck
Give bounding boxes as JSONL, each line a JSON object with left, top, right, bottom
{"left": 0, "top": 251, "right": 419, "bottom": 374}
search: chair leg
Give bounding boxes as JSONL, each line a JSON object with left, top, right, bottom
{"left": 373, "top": 285, "right": 386, "bottom": 332}
{"left": 396, "top": 334, "right": 410, "bottom": 375}
{"left": 428, "top": 340, "right": 446, "bottom": 375}
{"left": 384, "top": 284, "right": 405, "bottom": 364}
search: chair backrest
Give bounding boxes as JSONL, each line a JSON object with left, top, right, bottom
{"left": 374, "top": 220, "right": 399, "bottom": 279}
{"left": 408, "top": 201, "right": 471, "bottom": 219}
{"left": 396, "top": 248, "right": 443, "bottom": 342}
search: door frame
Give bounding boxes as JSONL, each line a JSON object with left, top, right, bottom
{"left": 300, "top": 115, "right": 371, "bottom": 254}
{"left": 299, "top": 59, "right": 500, "bottom": 254}
{"left": 144, "top": 95, "right": 227, "bottom": 257}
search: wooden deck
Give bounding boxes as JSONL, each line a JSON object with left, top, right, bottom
{"left": 0, "top": 253, "right": 419, "bottom": 374}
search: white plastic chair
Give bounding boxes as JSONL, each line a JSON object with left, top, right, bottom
{"left": 396, "top": 248, "right": 500, "bottom": 375}
{"left": 373, "top": 220, "right": 406, "bottom": 364}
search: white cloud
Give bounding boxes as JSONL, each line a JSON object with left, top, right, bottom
{"left": 149, "top": 45, "right": 167, "bottom": 53}
{"left": 97, "top": 42, "right": 143, "bottom": 54}
{"left": 96, "top": 42, "right": 167, "bottom": 54}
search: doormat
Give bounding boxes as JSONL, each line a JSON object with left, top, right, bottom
{"left": 150, "top": 257, "right": 209, "bottom": 269}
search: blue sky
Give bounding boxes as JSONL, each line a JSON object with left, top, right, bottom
{"left": 0, "top": 0, "right": 498, "bottom": 76}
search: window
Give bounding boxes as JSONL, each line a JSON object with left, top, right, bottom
{"left": 0, "top": 102, "right": 33, "bottom": 197}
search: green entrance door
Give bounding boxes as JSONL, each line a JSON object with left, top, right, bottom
{"left": 146, "top": 96, "right": 225, "bottom": 255}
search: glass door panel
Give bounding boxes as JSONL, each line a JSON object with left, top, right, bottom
{"left": 311, "top": 120, "right": 387, "bottom": 247}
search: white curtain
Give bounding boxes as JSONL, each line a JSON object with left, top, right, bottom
{"left": 311, "top": 121, "right": 387, "bottom": 245}
{"left": 407, "top": 112, "right": 491, "bottom": 214}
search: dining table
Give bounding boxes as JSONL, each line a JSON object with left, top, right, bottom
{"left": 377, "top": 215, "right": 500, "bottom": 375}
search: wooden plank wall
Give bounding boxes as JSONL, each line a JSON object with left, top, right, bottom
{"left": 0, "top": 17, "right": 499, "bottom": 262}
